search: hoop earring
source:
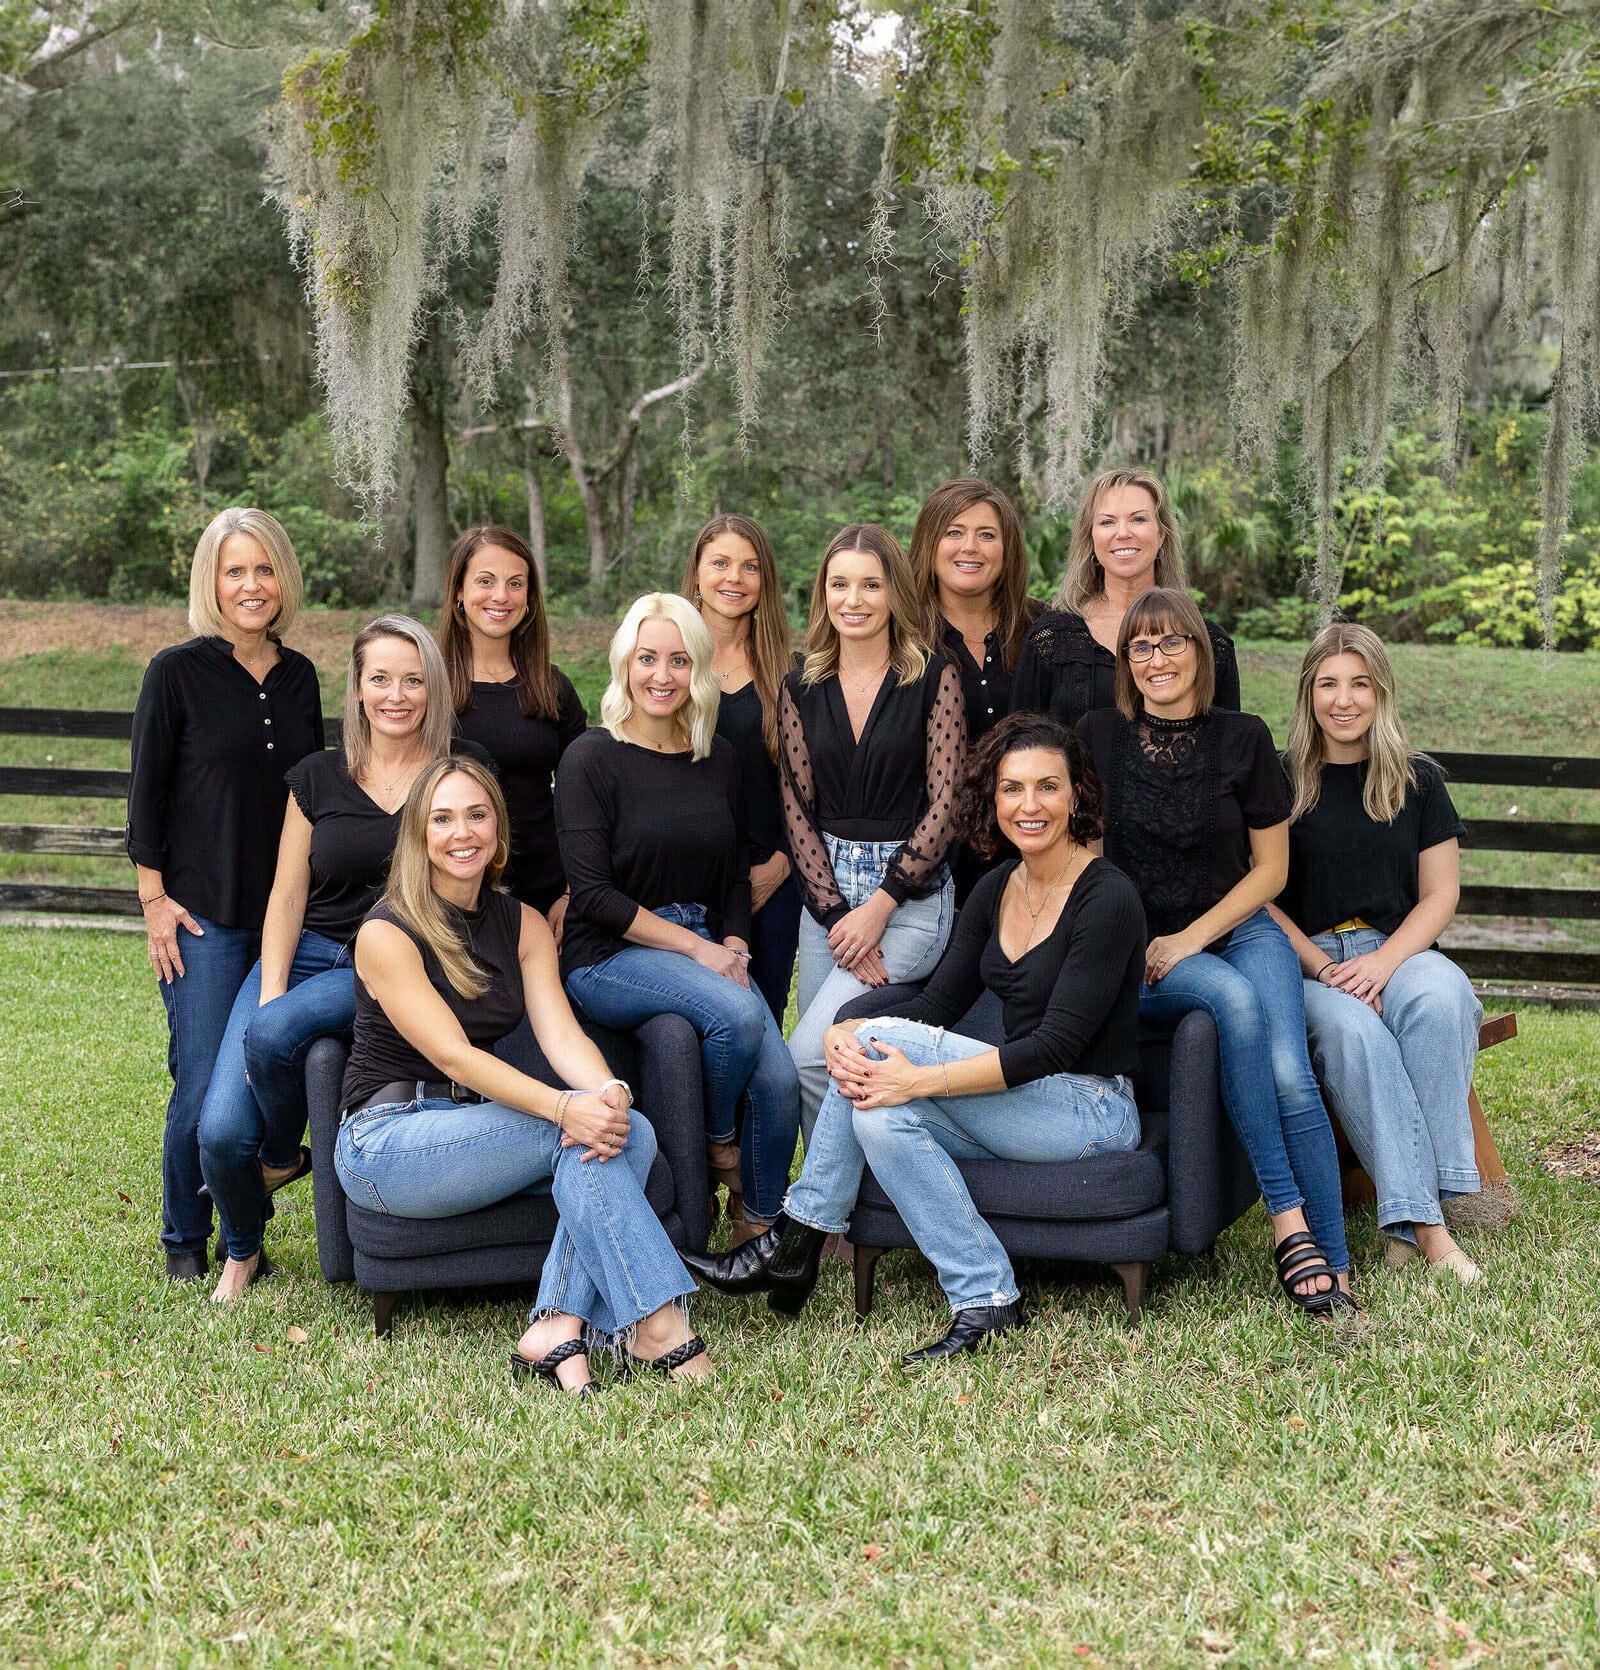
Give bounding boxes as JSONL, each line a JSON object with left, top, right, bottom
{"left": 494, "top": 837, "right": 509, "bottom": 870}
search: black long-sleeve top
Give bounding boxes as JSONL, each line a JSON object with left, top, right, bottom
{"left": 1011, "top": 609, "right": 1240, "bottom": 727}
{"left": 876, "top": 858, "right": 1145, "bottom": 1085}
{"left": 126, "top": 637, "right": 324, "bottom": 930}
{"left": 939, "top": 616, "right": 1019, "bottom": 746}
{"left": 714, "top": 681, "right": 785, "bottom": 868}
{"left": 452, "top": 673, "right": 587, "bottom": 912}
{"left": 554, "top": 728, "right": 752, "bottom": 976}
{"left": 779, "top": 656, "right": 966, "bottom": 929}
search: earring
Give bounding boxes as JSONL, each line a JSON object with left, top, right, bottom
{"left": 693, "top": 587, "right": 703, "bottom": 604}
{"left": 454, "top": 600, "right": 467, "bottom": 620}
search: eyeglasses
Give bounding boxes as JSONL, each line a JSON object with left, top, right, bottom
{"left": 1126, "top": 633, "right": 1194, "bottom": 663}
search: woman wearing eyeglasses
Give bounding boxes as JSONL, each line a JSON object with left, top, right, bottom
{"left": 1078, "top": 587, "right": 1355, "bottom": 1321}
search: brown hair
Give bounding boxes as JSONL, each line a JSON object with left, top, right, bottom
{"left": 953, "top": 711, "right": 1105, "bottom": 859}
{"left": 1053, "top": 468, "right": 1187, "bottom": 615}
{"left": 908, "top": 479, "right": 1036, "bottom": 672}
{"left": 681, "top": 514, "right": 793, "bottom": 761}
{"left": 1113, "top": 587, "right": 1216, "bottom": 720}
{"left": 801, "top": 524, "right": 933, "bottom": 688}
{"left": 440, "top": 525, "right": 561, "bottom": 722}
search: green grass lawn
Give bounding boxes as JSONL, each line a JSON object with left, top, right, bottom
{"left": 2, "top": 926, "right": 1599, "bottom": 1663}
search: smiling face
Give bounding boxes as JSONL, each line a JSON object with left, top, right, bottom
{"left": 995, "top": 746, "right": 1078, "bottom": 859}
{"left": 824, "top": 549, "right": 891, "bottom": 645}
{"left": 456, "top": 544, "right": 530, "bottom": 641}
{"left": 627, "top": 617, "right": 694, "bottom": 723}
{"left": 215, "top": 532, "right": 281, "bottom": 636}
{"left": 1128, "top": 622, "right": 1199, "bottom": 717}
{"left": 426, "top": 770, "right": 498, "bottom": 891}
{"left": 1091, "top": 483, "right": 1163, "bottom": 592}
{"left": 1312, "top": 651, "right": 1378, "bottom": 758}
{"left": 695, "top": 533, "right": 762, "bottom": 623}
{"left": 933, "top": 500, "right": 1005, "bottom": 606}
{"left": 358, "top": 635, "right": 428, "bottom": 743}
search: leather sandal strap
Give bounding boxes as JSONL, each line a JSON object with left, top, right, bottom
{"left": 536, "top": 1338, "right": 589, "bottom": 1371}
{"left": 647, "top": 1334, "right": 707, "bottom": 1376}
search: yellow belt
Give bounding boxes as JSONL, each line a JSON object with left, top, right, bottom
{"left": 1330, "top": 917, "right": 1372, "bottom": 933}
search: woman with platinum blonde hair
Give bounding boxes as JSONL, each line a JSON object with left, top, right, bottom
{"left": 557, "top": 594, "right": 801, "bottom": 1241}
{"left": 127, "top": 507, "right": 324, "bottom": 1281}
{"left": 1268, "top": 623, "right": 1485, "bottom": 1284}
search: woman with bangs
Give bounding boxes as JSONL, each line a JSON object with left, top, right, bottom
{"left": 556, "top": 594, "right": 800, "bottom": 1242}
{"left": 781, "top": 525, "right": 967, "bottom": 1139}
{"left": 1012, "top": 467, "right": 1239, "bottom": 729}
{"left": 682, "top": 514, "right": 800, "bottom": 1026}
{"left": 1269, "top": 624, "right": 1484, "bottom": 1284}
{"left": 127, "top": 508, "right": 323, "bottom": 1282}
{"left": 1078, "top": 587, "right": 1356, "bottom": 1320}
{"left": 335, "top": 756, "right": 708, "bottom": 1391}
{"left": 908, "top": 479, "right": 1041, "bottom": 902}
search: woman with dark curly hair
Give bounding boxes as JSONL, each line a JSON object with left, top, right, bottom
{"left": 685, "top": 712, "right": 1146, "bottom": 1367}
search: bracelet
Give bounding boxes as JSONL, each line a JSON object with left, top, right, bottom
{"left": 729, "top": 947, "right": 751, "bottom": 961}
{"left": 597, "top": 1077, "right": 632, "bottom": 1104}
{"left": 1315, "top": 961, "right": 1336, "bottom": 983}
{"left": 941, "top": 1062, "right": 951, "bottom": 1098}
{"left": 555, "top": 1090, "right": 572, "bottom": 1131}
{"left": 139, "top": 892, "right": 166, "bottom": 908}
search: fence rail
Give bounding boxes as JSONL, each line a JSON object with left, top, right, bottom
{"left": 3, "top": 707, "right": 1598, "bottom": 986}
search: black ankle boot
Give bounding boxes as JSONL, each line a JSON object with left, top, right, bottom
{"left": 900, "top": 1301, "right": 1025, "bottom": 1368}
{"left": 680, "top": 1212, "right": 827, "bottom": 1317}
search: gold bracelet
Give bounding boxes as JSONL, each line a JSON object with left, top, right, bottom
{"left": 941, "top": 1062, "right": 951, "bottom": 1099}
{"left": 556, "top": 1090, "right": 571, "bottom": 1131}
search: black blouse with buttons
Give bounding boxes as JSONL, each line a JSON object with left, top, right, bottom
{"left": 939, "top": 617, "right": 1014, "bottom": 745}
{"left": 126, "top": 637, "right": 325, "bottom": 930}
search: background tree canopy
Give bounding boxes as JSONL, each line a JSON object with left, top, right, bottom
{"left": 2, "top": 0, "right": 1599, "bottom": 648}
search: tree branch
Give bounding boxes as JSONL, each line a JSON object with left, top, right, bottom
{"left": 592, "top": 358, "right": 709, "bottom": 486}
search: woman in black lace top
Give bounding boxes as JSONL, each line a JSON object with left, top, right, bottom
{"left": 1012, "top": 468, "right": 1239, "bottom": 728}
{"left": 782, "top": 524, "right": 966, "bottom": 1137}
{"left": 1078, "top": 587, "right": 1355, "bottom": 1320}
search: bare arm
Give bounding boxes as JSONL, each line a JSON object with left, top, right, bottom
{"left": 1265, "top": 901, "right": 1335, "bottom": 979}
{"left": 1145, "top": 822, "right": 1289, "bottom": 985}
{"left": 259, "top": 800, "right": 313, "bottom": 1003}
{"left": 1323, "top": 840, "right": 1461, "bottom": 1004}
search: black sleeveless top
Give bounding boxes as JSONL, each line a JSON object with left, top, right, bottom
{"left": 340, "top": 890, "right": 525, "bottom": 1108}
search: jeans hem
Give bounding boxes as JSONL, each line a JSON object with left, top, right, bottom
{"left": 782, "top": 1201, "right": 849, "bottom": 1237}
{"left": 1376, "top": 1198, "right": 1445, "bottom": 1233}
{"left": 945, "top": 1289, "right": 1020, "bottom": 1313}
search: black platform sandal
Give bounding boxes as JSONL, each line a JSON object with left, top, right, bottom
{"left": 508, "top": 1337, "right": 597, "bottom": 1398}
{"left": 625, "top": 1333, "right": 708, "bottom": 1381}
{"left": 1273, "top": 1230, "right": 1338, "bottom": 1318}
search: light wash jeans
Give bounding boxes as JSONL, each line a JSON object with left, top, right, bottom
{"left": 785, "top": 1018, "right": 1139, "bottom": 1311}
{"left": 1303, "top": 926, "right": 1481, "bottom": 1238}
{"left": 334, "top": 1090, "right": 693, "bottom": 1339}
{"left": 564, "top": 904, "right": 801, "bottom": 1222}
{"left": 790, "top": 835, "right": 955, "bottom": 1140}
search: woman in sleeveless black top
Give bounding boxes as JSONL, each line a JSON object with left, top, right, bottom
{"left": 335, "top": 755, "right": 709, "bottom": 1391}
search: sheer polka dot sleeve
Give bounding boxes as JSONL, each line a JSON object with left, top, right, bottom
{"left": 778, "top": 679, "right": 849, "bottom": 928}
{"left": 882, "top": 658, "right": 967, "bottom": 904}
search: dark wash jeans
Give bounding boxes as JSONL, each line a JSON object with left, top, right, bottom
{"left": 156, "top": 915, "right": 259, "bottom": 1256}
{"left": 747, "top": 874, "right": 801, "bottom": 1025}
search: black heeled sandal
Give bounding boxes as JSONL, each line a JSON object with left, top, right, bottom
{"left": 508, "top": 1337, "right": 597, "bottom": 1398}
{"left": 624, "top": 1333, "right": 708, "bottom": 1381}
{"left": 1273, "top": 1230, "right": 1338, "bottom": 1318}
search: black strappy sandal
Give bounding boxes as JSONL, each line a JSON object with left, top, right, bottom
{"left": 1273, "top": 1230, "right": 1338, "bottom": 1318}
{"left": 625, "top": 1333, "right": 708, "bottom": 1381}
{"left": 508, "top": 1337, "right": 597, "bottom": 1398}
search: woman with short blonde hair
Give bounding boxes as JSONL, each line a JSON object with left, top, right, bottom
{"left": 127, "top": 508, "right": 324, "bottom": 1281}
{"left": 600, "top": 592, "right": 721, "bottom": 760}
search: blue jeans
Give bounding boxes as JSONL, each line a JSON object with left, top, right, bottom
{"left": 1303, "top": 928, "right": 1481, "bottom": 1237}
{"left": 787, "top": 1019, "right": 1139, "bottom": 1311}
{"left": 564, "top": 905, "right": 801, "bottom": 1222}
{"left": 790, "top": 836, "right": 955, "bottom": 1140}
{"left": 156, "top": 915, "right": 259, "bottom": 1256}
{"left": 748, "top": 874, "right": 802, "bottom": 1025}
{"left": 334, "top": 1091, "right": 693, "bottom": 1338}
{"left": 1139, "top": 907, "right": 1350, "bottom": 1274}
{"left": 199, "top": 930, "right": 353, "bottom": 1262}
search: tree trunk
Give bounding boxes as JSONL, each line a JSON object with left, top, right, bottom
{"left": 408, "top": 319, "right": 452, "bottom": 612}
{"left": 524, "top": 437, "right": 549, "bottom": 593}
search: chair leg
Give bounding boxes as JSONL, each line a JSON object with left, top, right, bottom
{"left": 1110, "top": 1260, "right": 1147, "bottom": 1327}
{"left": 853, "top": 1244, "right": 885, "bottom": 1324}
{"left": 372, "top": 1290, "right": 401, "bottom": 1338}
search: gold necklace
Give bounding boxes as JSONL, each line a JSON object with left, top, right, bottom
{"left": 234, "top": 640, "right": 274, "bottom": 668}
{"left": 843, "top": 659, "right": 890, "bottom": 698}
{"left": 1018, "top": 846, "right": 1081, "bottom": 940}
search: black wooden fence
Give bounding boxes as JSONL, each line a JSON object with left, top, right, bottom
{"left": 3, "top": 707, "right": 1599, "bottom": 985}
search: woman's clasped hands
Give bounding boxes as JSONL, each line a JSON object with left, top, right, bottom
{"left": 821, "top": 1021, "right": 925, "bottom": 1110}
{"left": 559, "top": 1079, "right": 634, "bottom": 1162}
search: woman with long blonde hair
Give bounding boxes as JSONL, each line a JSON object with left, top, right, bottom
{"left": 334, "top": 755, "right": 708, "bottom": 1389}
{"left": 1012, "top": 467, "right": 1240, "bottom": 726}
{"left": 1268, "top": 623, "right": 1484, "bottom": 1283}
{"left": 781, "top": 524, "right": 966, "bottom": 1138}
{"left": 557, "top": 594, "right": 801, "bottom": 1243}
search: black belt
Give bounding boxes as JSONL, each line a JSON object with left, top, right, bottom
{"left": 344, "top": 1078, "right": 486, "bottom": 1118}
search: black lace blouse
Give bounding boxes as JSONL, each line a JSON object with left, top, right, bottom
{"left": 1012, "top": 609, "right": 1240, "bottom": 728}
{"left": 779, "top": 656, "right": 966, "bottom": 928}
{"left": 1079, "top": 707, "right": 1290, "bottom": 945}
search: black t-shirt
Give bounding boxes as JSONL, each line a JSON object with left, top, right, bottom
{"left": 715, "top": 681, "right": 785, "bottom": 867}
{"left": 1012, "top": 609, "right": 1240, "bottom": 728}
{"left": 555, "top": 728, "right": 752, "bottom": 976}
{"left": 1280, "top": 757, "right": 1467, "bottom": 938}
{"left": 882, "top": 857, "right": 1145, "bottom": 1085}
{"left": 1080, "top": 706, "right": 1290, "bottom": 943}
{"left": 126, "top": 637, "right": 325, "bottom": 930}
{"left": 341, "top": 890, "right": 526, "bottom": 1109}
{"left": 452, "top": 673, "right": 587, "bottom": 912}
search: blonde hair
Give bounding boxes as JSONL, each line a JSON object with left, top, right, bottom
{"left": 187, "top": 507, "right": 304, "bottom": 638}
{"left": 1113, "top": 588, "right": 1216, "bottom": 720}
{"left": 1287, "top": 623, "right": 1420, "bottom": 824}
{"left": 801, "top": 524, "right": 933, "bottom": 688}
{"left": 343, "top": 615, "right": 456, "bottom": 780}
{"left": 383, "top": 755, "right": 510, "bottom": 1000}
{"left": 1053, "top": 468, "right": 1187, "bottom": 616}
{"left": 682, "top": 514, "right": 793, "bottom": 761}
{"left": 599, "top": 593, "right": 720, "bottom": 761}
